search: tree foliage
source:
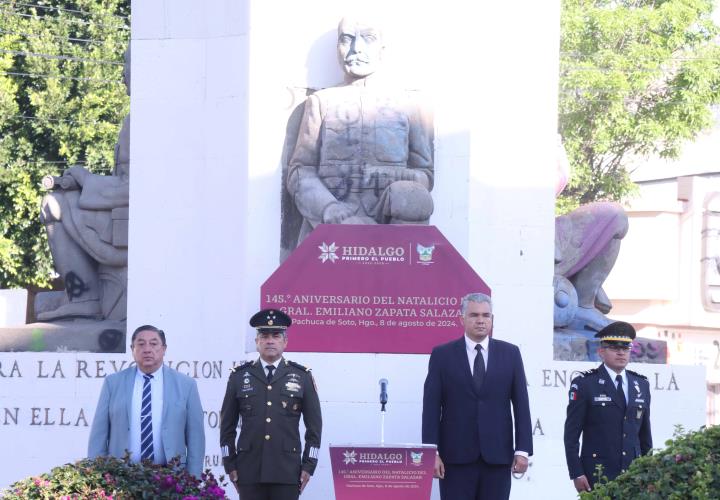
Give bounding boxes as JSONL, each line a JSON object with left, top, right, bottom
{"left": 0, "top": 0, "right": 129, "bottom": 288}
{"left": 558, "top": 0, "right": 720, "bottom": 213}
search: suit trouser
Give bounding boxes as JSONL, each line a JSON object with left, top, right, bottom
{"left": 238, "top": 483, "right": 298, "bottom": 500}
{"left": 440, "top": 457, "right": 511, "bottom": 500}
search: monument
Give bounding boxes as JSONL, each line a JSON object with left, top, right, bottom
{"left": 552, "top": 137, "right": 666, "bottom": 362}
{"left": 0, "top": 49, "right": 129, "bottom": 352}
{"left": 282, "top": 16, "right": 434, "bottom": 256}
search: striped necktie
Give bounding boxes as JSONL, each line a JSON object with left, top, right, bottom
{"left": 140, "top": 374, "right": 154, "bottom": 462}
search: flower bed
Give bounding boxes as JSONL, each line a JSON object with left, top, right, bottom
{"left": 583, "top": 425, "right": 720, "bottom": 499}
{"left": 2, "top": 455, "right": 226, "bottom": 499}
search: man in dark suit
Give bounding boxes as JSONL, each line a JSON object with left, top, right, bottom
{"left": 220, "top": 309, "right": 322, "bottom": 500}
{"left": 422, "top": 292, "right": 533, "bottom": 500}
{"left": 564, "top": 321, "right": 652, "bottom": 492}
{"left": 88, "top": 325, "right": 205, "bottom": 476}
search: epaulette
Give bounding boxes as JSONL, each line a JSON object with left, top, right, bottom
{"left": 627, "top": 369, "right": 648, "bottom": 380}
{"left": 579, "top": 368, "right": 599, "bottom": 377}
{"left": 286, "top": 359, "right": 311, "bottom": 372}
{"left": 230, "top": 360, "right": 253, "bottom": 374}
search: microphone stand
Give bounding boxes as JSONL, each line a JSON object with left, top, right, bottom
{"left": 379, "top": 379, "right": 388, "bottom": 445}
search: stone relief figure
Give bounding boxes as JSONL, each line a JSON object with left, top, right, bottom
{"left": 284, "top": 16, "right": 434, "bottom": 252}
{"left": 37, "top": 49, "right": 130, "bottom": 322}
{"left": 553, "top": 136, "right": 628, "bottom": 332}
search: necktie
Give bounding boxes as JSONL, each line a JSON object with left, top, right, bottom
{"left": 266, "top": 365, "right": 275, "bottom": 382}
{"left": 473, "top": 345, "right": 485, "bottom": 392}
{"left": 140, "top": 374, "right": 154, "bottom": 462}
{"left": 616, "top": 374, "right": 627, "bottom": 411}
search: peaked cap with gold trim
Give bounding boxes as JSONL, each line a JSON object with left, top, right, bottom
{"left": 595, "top": 321, "right": 636, "bottom": 346}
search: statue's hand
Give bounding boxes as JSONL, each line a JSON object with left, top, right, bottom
{"left": 62, "top": 165, "right": 91, "bottom": 187}
{"left": 362, "top": 165, "right": 401, "bottom": 190}
{"left": 399, "top": 168, "right": 428, "bottom": 187}
{"left": 322, "top": 202, "right": 356, "bottom": 224}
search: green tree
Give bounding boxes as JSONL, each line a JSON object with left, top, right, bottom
{"left": 558, "top": 0, "right": 720, "bottom": 213}
{"left": 0, "top": 0, "right": 129, "bottom": 289}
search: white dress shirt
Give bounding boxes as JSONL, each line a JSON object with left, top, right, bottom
{"left": 130, "top": 366, "right": 166, "bottom": 465}
{"left": 464, "top": 334, "right": 528, "bottom": 458}
{"left": 465, "top": 334, "right": 490, "bottom": 375}
{"left": 603, "top": 364, "right": 628, "bottom": 405}
{"left": 260, "top": 358, "right": 280, "bottom": 378}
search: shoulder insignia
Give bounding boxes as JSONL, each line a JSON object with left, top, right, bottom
{"left": 581, "top": 368, "right": 599, "bottom": 376}
{"left": 230, "top": 361, "right": 252, "bottom": 374}
{"left": 627, "top": 369, "right": 648, "bottom": 380}
{"left": 287, "top": 360, "right": 311, "bottom": 372}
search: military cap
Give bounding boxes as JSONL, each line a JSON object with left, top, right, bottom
{"left": 595, "top": 321, "right": 636, "bottom": 346}
{"left": 250, "top": 308, "right": 292, "bottom": 334}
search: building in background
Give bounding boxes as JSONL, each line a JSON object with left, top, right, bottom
{"left": 605, "top": 109, "right": 720, "bottom": 425}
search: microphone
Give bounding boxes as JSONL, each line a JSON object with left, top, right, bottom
{"left": 379, "top": 378, "right": 388, "bottom": 411}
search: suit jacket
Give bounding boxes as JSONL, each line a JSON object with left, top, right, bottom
{"left": 564, "top": 364, "right": 652, "bottom": 485}
{"left": 422, "top": 336, "right": 533, "bottom": 465}
{"left": 87, "top": 365, "right": 206, "bottom": 476}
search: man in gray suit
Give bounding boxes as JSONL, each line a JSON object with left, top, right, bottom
{"left": 88, "top": 325, "right": 205, "bottom": 476}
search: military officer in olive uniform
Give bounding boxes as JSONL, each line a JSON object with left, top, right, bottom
{"left": 563, "top": 321, "right": 652, "bottom": 492}
{"left": 220, "top": 309, "right": 322, "bottom": 499}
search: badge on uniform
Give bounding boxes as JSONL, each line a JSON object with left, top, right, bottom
{"left": 244, "top": 378, "right": 250, "bottom": 384}
{"left": 593, "top": 395, "right": 612, "bottom": 402}
{"left": 598, "top": 379, "right": 605, "bottom": 384}
{"left": 282, "top": 401, "right": 288, "bottom": 408}
{"left": 569, "top": 391, "right": 577, "bottom": 401}
{"left": 285, "top": 381, "right": 301, "bottom": 392}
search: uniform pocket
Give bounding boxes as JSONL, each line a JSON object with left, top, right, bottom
{"left": 236, "top": 393, "right": 257, "bottom": 416}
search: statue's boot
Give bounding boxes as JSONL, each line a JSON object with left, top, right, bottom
{"left": 37, "top": 299, "right": 101, "bottom": 321}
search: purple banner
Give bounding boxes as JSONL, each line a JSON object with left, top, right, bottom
{"left": 261, "top": 225, "right": 489, "bottom": 353}
{"left": 330, "top": 445, "right": 435, "bottom": 500}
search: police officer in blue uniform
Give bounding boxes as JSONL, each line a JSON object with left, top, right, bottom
{"left": 220, "top": 309, "right": 322, "bottom": 500}
{"left": 563, "top": 321, "right": 652, "bottom": 492}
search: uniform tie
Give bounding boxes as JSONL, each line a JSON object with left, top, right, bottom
{"left": 473, "top": 345, "right": 486, "bottom": 392}
{"left": 140, "top": 374, "right": 154, "bottom": 462}
{"left": 266, "top": 365, "right": 275, "bottom": 383}
{"left": 616, "top": 374, "right": 627, "bottom": 410}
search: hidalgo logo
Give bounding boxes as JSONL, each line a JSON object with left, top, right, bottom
{"left": 318, "top": 242, "right": 339, "bottom": 263}
{"left": 411, "top": 451, "right": 423, "bottom": 466}
{"left": 343, "top": 449, "right": 357, "bottom": 465}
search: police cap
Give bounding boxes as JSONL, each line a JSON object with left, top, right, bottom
{"left": 595, "top": 321, "right": 636, "bottom": 346}
{"left": 250, "top": 309, "right": 292, "bottom": 334}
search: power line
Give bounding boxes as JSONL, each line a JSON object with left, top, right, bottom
{"left": 5, "top": 114, "right": 122, "bottom": 126}
{"left": 0, "top": 1, "right": 129, "bottom": 21}
{"left": 0, "top": 48, "right": 123, "bottom": 66}
{"left": 0, "top": 70, "right": 122, "bottom": 84}
{"left": 560, "top": 51, "right": 720, "bottom": 62}
{"left": 0, "top": 7, "right": 129, "bottom": 31}
{"left": 0, "top": 28, "right": 128, "bottom": 47}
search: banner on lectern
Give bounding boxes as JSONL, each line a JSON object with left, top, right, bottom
{"left": 330, "top": 444, "right": 436, "bottom": 500}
